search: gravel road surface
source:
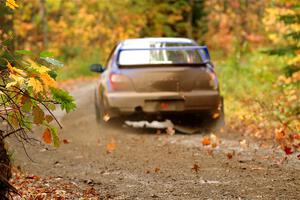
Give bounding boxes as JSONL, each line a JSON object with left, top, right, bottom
{"left": 9, "top": 81, "right": 300, "bottom": 199}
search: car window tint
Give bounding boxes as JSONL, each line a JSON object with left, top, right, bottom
{"left": 118, "top": 49, "right": 203, "bottom": 65}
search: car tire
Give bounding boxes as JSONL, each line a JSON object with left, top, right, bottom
{"left": 209, "top": 97, "right": 225, "bottom": 132}
{"left": 94, "top": 93, "right": 106, "bottom": 125}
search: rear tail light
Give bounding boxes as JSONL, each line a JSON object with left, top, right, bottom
{"left": 109, "top": 73, "right": 132, "bottom": 91}
{"left": 207, "top": 68, "right": 218, "bottom": 90}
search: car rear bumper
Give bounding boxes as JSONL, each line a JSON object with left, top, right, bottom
{"left": 105, "top": 90, "right": 221, "bottom": 115}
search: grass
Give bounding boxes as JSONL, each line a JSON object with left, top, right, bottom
{"left": 57, "top": 49, "right": 104, "bottom": 81}
{"left": 212, "top": 50, "right": 286, "bottom": 120}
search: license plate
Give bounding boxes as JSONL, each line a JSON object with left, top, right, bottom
{"left": 144, "top": 100, "right": 184, "bottom": 112}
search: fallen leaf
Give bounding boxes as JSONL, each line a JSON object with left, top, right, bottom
{"left": 239, "top": 139, "right": 248, "bottom": 149}
{"left": 275, "top": 126, "right": 286, "bottom": 142}
{"left": 103, "top": 114, "right": 110, "bottom": 122}
{"left": 26, "top": 175, "right": 40, "bottom": 180}
{"left": 277, "top": 156, "right": 288, "bottom": 165}
{"left": 42, "top": 128, "right": 52, "bottom": 144}
{"left": 154, "top": 167, "right": 160, "bottom": 173}
{"left": 63, "top": 139, "right": 70, "bottom": 144}
{"left": 201, "top": 136, "right": 211, "bottom": 146}
{"left": 212, "top": 112, "right": 220, "bottom": 119}
{"left": 191, "top": 164, "right": 200, "bottom": 173}
{"left": 297, "top": 154, "right": 300, "bottom": 160}
{"left": 210, "top": 134, "right": 220, "bottom": 148}
{"left": 293, "top": 134, "right": 300, "bottom": 140}
{"left": 207, "top": 149, "right": 214, "bottom": 157}
{"left": 83, "top": 187, "right": 97, "bottom": 196}
{"left": 106, "top": 138, "right": 116, "bottom": 153}
{"left": 283, "top": 146, "right": 293, "bottom": 155}
{"left": 227, "top": 150, "right": 235, "bottom": 159}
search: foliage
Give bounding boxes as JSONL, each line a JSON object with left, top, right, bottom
{"left": 262, "top": 0, "right": 300, "bottom": 153}
{"left": 0, "top": 1, "right": 76, "bottom": 147}
{"left": 139, "top": 0, "right": 207, "bottom": 41}
{"left": 205, "top": 0, "right": 267, "bottom": 54}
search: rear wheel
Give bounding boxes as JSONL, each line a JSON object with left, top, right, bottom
{"left": 94, "top": 93, "right": 106, "bottom": 125}
{"left": 208, "top": 97, "right": 225, "bottom": 132}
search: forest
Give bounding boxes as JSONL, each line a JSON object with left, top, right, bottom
{"left": 0, "top": 0, "right": 299, "bottom": 199}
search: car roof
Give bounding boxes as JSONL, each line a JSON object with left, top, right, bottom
{"left": 120, "top": 37, "right": 197, "bottom": 49}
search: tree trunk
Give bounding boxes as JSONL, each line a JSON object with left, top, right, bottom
{"left": 0, "top": 135, "right": 11, "bottom": 199}
{"left": 187, "top": 0, "right": 194, "bottom": 38}
{"left": 39, "top": 0, "right": 48, "bottom": 48}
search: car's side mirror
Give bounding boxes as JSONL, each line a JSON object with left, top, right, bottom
{"left": 90, "top": 64, "right": 105, "bottom": 73}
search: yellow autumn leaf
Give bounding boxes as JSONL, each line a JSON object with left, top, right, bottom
{"left": 7, "top": 62, "right": 27, "bottom": 76}
{"left": 6, "top": 0, "right": 19, "bottom": 10}
{"left": 6, "top": 74, "right": 25, "bottom": 88}
{"left": 40, "top": 73, "right": 57, "bottom": 89}
{"left": 12, "top": 67, "right": 27, "bottom": 76}
{"left": 28, "top": 60, "right": 50, "bottom": 74}
{"left": 28, "top": 78, "right": 43, "bottom": 93}
{"left": 7, "top": 62, "right": 13, "bottom": 72}
{"left": 6, "top": 81, "right": 18, "bottom": 88}
{"left": 288, "top": 55, "right": 300, "bottom": 66}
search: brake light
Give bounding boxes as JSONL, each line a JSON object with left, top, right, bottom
{"left": 208, "top": 71, "right": 218, "bottom": 90}
{"left": 109, "top": 73, "right": 131, "bottom": 90}
{"left": 204, "top": 66, "right": 218, "bottom": 90}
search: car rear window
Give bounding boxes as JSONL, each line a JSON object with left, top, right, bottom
{"left": 118, "top": 48, "right": 204, "bottom": 66}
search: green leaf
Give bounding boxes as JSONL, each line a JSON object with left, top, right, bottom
{"left": 32, "top": 106, "right": 45, "bottom": 124}
{"left": 47, "top": 103, "right": 56, "bottom": 111}
{"left": 280, "top": 14, "right": 300, "bottom": 25}
{"left": 48, "top": 70, "right": 58, "bottom": 79}
{"left": 285, "top": 31, "right": 300, "bottom": 40}
{"left": 15, "top": 50, "right": 33, "bottom": 55}
{"left": 40, "top": 51, "right": 54, "bottom": 58}
{"left": 21, "top": 116, "right": 32, "bottom": 130}
{"left": 21, "top": 100, "right": 32, "bottom": 112}
{"left": 50, "top": 88, "right": 76, "bottom": 113}
{"left": 7, "top": 113, "right": 19, "bottom": 128}
{"left": 263, "top": 46, "right": 299, "bottom": 56}
{"left": 49, "top": 126, "right": 60, "bottom": 147}
{"left": 41, "top": 57, "right": 64, "bottom": 67}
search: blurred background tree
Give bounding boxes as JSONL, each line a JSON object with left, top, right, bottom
{"left": 1, "top": 0, "right": 299, "bottom": 139}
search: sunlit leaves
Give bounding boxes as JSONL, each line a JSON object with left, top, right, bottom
{"left": 15, "top": 50, "right": 33, "bottom": 55}
{"left": 1, "top": 56, "right": 75, "bottom": 147}
{"left": 28, "top": 78, "right": 43, "bottom": 94}
{"left": 5, "top": 0, "right": 18, "bottom": 10}
{"left": 40, "top": 73, "right": 57, "bottom": 89}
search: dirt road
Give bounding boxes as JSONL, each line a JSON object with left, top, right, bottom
{"left": 9, "top": 81, "right": 300, "bottom": 199}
